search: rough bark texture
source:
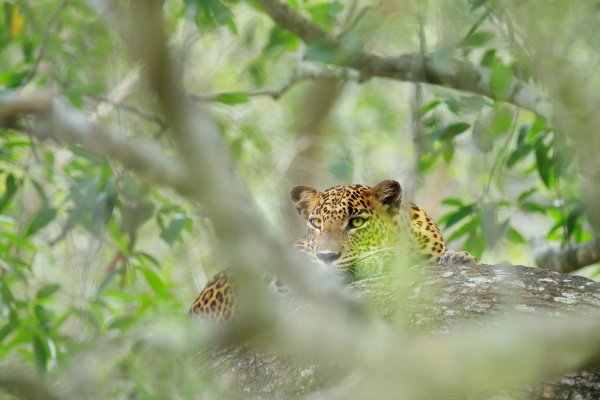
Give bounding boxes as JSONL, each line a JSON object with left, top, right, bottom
{"left": 209, "top": 262, "right": 600, "bottom": 399}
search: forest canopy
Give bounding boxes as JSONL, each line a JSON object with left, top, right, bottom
{"left": 2, "top": 0, "right": 600, "bottom": 399}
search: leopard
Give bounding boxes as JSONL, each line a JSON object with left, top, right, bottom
{"left": 189, "top": 179, "right": 475, "bottom": 320}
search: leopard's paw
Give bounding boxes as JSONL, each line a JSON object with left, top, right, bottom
{"left": 438, "top": 250, "right": 478, "bottom": 265}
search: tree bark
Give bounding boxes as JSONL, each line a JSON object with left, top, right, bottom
{"left": 208, "top": 262, "right": 600, "bottom": 400}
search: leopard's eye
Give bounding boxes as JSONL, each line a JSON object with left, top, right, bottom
{"left": 309, "top": 218, "right": 322, "bottom": 229}
{"left": 349, "top": 217, "right": 365, "bottom": 229}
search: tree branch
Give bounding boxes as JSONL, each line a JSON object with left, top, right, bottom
{"left": 189, "top": 64, "right": 360, "bottom": 102}
{"left": 0, "top": 92, "right": 190, "bottom": 193}
{"left": 535, "top": 238, "right": 600, "bottom": 273}
{"left": 254, "top": 0, "right": 553, "bottom": 120}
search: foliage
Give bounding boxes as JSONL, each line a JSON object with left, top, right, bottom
{"left": 0, "top": 0, "right": 598, "bottom": 397}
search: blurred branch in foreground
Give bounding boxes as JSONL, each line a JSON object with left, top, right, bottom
{"left": 94, "top": 0, "right": 361, "bottom": 330}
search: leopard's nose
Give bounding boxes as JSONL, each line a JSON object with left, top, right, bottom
{"left": 316, "top": 251, "right": 341, "bottom": 264}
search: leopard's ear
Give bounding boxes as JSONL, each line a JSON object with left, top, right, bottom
{"left": 372, "top": 180, "right": 402, "bottom": 207}
{"left": 290, "top": 186, "right": 319, "bottom": 219}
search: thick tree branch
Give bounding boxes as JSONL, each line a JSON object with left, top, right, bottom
{"left": 535, "top": 238, "right": 600, "bottom": 273}
{"left": 210, "top": 262, "right": 600, "bottom": 399}
{"left": 254, "top": 0, "right": 552, "bottom": 120}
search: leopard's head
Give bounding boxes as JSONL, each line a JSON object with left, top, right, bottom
{"left": 290, "top": 180, "right": 402, "bottom": 271}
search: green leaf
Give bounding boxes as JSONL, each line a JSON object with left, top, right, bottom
{"left": 0, "top": 70, "right": 28, "bottom": 89}
{"left": 307, "top": 2, "right": 343, "bottom": 29}
{"left": 32, "top": 334, "right": 47, "bottom": 372}
{"left": 97, "top": 268, "right": 120, "bottom": 294}
{"left": 444, "top": 122, "right": 471, "bottom": 139}
{"left": 439, "top": 204, "right": 476, "bottom": 228}
{"left": 0, "top": 174, "right": 18, "bottom": 212}
{"left": 480, "top": 49, "right": 498, "bottom": 67}
{"left": 0, "top": 260, "right": 26, "bottom": 282}
{"left": 108, "top": 315, "right": 138, "bottom": 331}
{"left": 26, "top": 207, "right": 56, "bottom": 236}
{"left": 464, "top": 7, "right": 493, "bottom": 37}
{"left": 460, "top": 31, "right": 494, "bottom": 48}
{"left": 419, "top": 100, "right": 441, "bottom": 116}
{"left": 0, "top": 322, "right": 16, "bottom": 342}
{"left": 506, "top": 143, "right": 534, "bottom": 168}
{"left": 520, "top": 202, "right": 547, "bottom": 214}
{"left": 442, "top": 198, "right": 464, "bottom": 207}
{"left": 441, "top": 141, "right": 455, "bottom": 163}
{"left": 566, "top": 207, "right": 583, "bottom": 238}
{"left": 489, "top": 63, "right": 513, "bottom": 98}
{"left": 447, "top": 218, "right": 478, "bottom": 243}
{"left": 263, "top": 26, "right": 299, "bottom": 55}
{"left": 136, "top": 252, "right": 161, "bottom": 268}
{"left": 534, "top": 141, "right": 553, "bottom": 188}
{"left": 0, "top": 280, "right": 16, "bottom": 305}
{"left": 506, "top": 227, "right": 526, "bottom": 244}
{"left": 34, "top": 305, "right": 52, "bottom": 332}
{"left": 140, "top": 267, "right": 170, "bottom": 298}
{"left": 160, "top": 215, "right": 185, "bottom": 245}
{"left": 432, "top": 122, "right": 471, "bottom": 142}
{"left": 36, "top": 284, "right": 61, "bottom": 300}
{"left": 30, "top": 178, "right": 49, "bottom": 207}
{"left": 192, "top": 0, "right": 238, "bottom": 34}
{"left": 517, "top": 188, "right": 537, "bottom": 202}
{"left": 490, "top": 106, "right": 513, "bottom": 136}
{"left": 469, "top": 0, "right": 490, "bottom": 10}
{"left": 216, "top": 92, "right": 249, "bottom": 104}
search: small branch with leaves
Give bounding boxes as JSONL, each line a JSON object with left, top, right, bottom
{"left": 189, "top": 63, "right": 361, "bottom": 103}
{"left": 254, "top": 0, "right": 552, "bottom": 120}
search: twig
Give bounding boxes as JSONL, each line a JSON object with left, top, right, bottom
{"left": 189, "top": 64, "right": 360, "bottom": 102}
{"left": 86, "top": 93, "right": 167, "bottom": 129}
{"left": 19, "top": 0, "right": 69, "bottom": 89}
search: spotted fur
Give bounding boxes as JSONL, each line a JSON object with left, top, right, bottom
{"left": 190, "top": 180, "right": 474, "bottom": 321}
{"left": 189, "top": 271, "right": 235, "bottom": 321}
